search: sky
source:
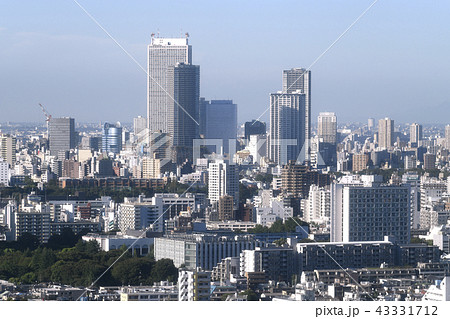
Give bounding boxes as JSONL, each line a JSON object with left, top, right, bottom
{"left": 1, "top": 0, "right": 450, "bottom": 125}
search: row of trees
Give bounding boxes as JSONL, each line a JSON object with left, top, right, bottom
{"left": 0, "top": 231, "right": 177, "bottom": 287}
{"left": 247, "top": 217, "right": 308, "bottom": 234}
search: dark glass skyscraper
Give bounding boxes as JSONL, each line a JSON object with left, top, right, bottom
{"left": 48, "top": 117, "right": 77, "bottom": 157}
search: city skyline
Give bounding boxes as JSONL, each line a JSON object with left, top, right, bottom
{"left": 2, "top": 1, "right": 450, "bottom": 125}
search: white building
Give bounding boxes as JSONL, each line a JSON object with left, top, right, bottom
{"left": 423, "top": 277, "right": 450, "bottom": 301}
{"left": 317, "top": 112, "right": 337, "bottom": 145}
{"left": 330, "top": 175, "right": 411, "bottom": 244}
{"left": 178, "top": 268, "right": 211, "bottom": 301}
{"left": 246, "top": 134, "right": 267, "bottom": 165}
{"left": 301, "top": 185, "right": 330, "bottom": 223}
{"left": 118, "top": 196, "right": 164, "bottom": 233}
{"left": 147, "top": 36, "right": 191, "bottom": 134}
{"left": 208, "top": 160, "right": 239, "bottom": 208}
{"left": 0, "top": 159, "right": 10, "bottom": 186}
{"left": 269, "top": 92, "right": 306, "bottom": 165}
{"left": 82, "top": 233, "right": 154, "bottom": 256}
{"left": 120, "top": 282, "right": 178, "bottom": 301}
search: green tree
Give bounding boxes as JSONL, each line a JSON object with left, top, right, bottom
{"left": 111, "top": 258, "right": 154, "bottom": 285}
{"left": 151, "top": 258, "right": 178, "bottom": 283}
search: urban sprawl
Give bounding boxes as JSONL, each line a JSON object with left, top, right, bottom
{"left": 0, "top": 35, "right": 449, "bottom": 302}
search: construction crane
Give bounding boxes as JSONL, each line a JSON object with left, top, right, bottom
{"left": 38, "top": 103, "right": 52, "bottom": 123}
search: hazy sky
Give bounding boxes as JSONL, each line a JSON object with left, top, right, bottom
{"left": 1, "top": 0, "right": 450, "bottom": 125}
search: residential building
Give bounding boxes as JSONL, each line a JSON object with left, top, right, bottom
{"left": 410, "top": 123, "right": 422, "bottom": 147}
{"left": 269, "top": 92, "right": 306, "bottom": 165}
{"left": 0, "top": 134, "right": 16, "bottom": 168}
{"left": 0, "top": 159, "right": 10, "bottom": 186}
{"left": 281, "top": 161, "right": 330, "bottom": 198}
{"left": 282, "top": 68, "right": 311, "bottom": 145}
{"left": 178, "top": 268, "right": 211, "bottom": 301}
{"left": 154, "top": 234, "right": 261, "bottom": 270}
{"left": 330, "top": 177, "right": 411, "bottom": 244}
{"left": 120, "top": 282, "right": 178, "bottom": 301}
{"left": 352, "top": 153, "right": 370, "bottom": 172}
{"left": 378, "top": 118, "right": 394, "bottom": 150}
{"left": 240, "top": 246, "right": 297, "bottom": 283}
{"left": 117, "top": 196, "right": 164, "bottom": 233}
{"left": 208, "top": 160, "right": 239, "bottom": 208}
{"left": 318, "top": 112, "right": 337, "bottom": 145}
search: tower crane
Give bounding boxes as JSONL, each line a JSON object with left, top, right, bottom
{"left": 38, "top": 103, "right": 52, "bottom": 123}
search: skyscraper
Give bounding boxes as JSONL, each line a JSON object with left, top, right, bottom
{"left": 168, "top": 62, "right": 200, "bottom": 163}
{"left": 48, "top": 117, "right": 77, "bottom": 157}
{"left": 282, "top": 68, "right": 311, "bottom": 143}
{"left": 147, "top": 35, "right": 192, "bottom": 134}
{"left": 133, "top": 116, "right": 147, "bottom": 136}
{"left": 269, "top": 93, "right": 306, "bottom": 165}
{"left": 445, "top": 125, "right": 450, "bottom": 149}
{"left": 317, "top": 112, "right": 337, "bottom": 145}
{"left": 102, "top": 122, "right": 122, "bottom": 154}
{"left": 378, "top": 117, "right": 394, "bottom": 150}
{"left": 410, "top": 123, "right": 422, "bottom": 147}
{"left": 368, "top": 118, "right": 375, "bottom": 131}
{"left": 204, "top": 100, "right": 237, "bottom": 155}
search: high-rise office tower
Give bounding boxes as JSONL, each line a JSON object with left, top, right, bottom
{"left": 410, "top": 123, "right": 422, "bottom": 147}
{"left": 198, "top": 97, "right": 208, "bottom": 137}
{"left": 378, "top": 117, "right": 394, "bottom": 150}
{"left": 317, "top": 112, "right": 337, "bottom": 145}
{"left": 282, "top": 68, "right": 311, "bottom": 143}
{"left": 48, "top": 117, "right": 77, "bottom": 157}
{"left": 147, "top": 35, "right": 192, "bottom": 134}
{"left": 134, "top": 116, "right": 147, "bottom": 136}
{"left": 168, "top": 62, "right": 200, "bottom": 163}
{"left": 0, "top": 134, "right": 16, "bottom": 168}
{"left": 269, "top": 93, "right": 306, "bottom": 165}
{"left": 102, "top": 122, "right": 122, "bottom": 154}
{"left": 445, "top": 125, "right": 450, "bottom": 149}
{"left": 368, "top": 118, "right": 375, "bottom": 131}
{"left": 244, "top": 120, "right": 266, "bottom": 140}
{"left": 204, "top": 100, "right": 237, "bottom": 155}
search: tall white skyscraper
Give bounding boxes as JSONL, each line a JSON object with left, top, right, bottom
{"left": 317, "top": 112, "right": 337, "bottom": 145}
{"left": 147, "top": 35, "right": 192, "bottom": 134}
{"left": 445, "top": 125, "right": 450, "bottom": 149}
{"left": 269, "top": 92, "right": 306, "bottom": 165}
{"left": 378, "top": 117, "right": 394, "bottom": 150}
{"left": 133, "top": 116, "right": 147, "bottom": 136}
{"left": 282, "top": 68, "right": 311, "bottom": 143}
{"left": 410, "top": 123, "right": 422, "bottom": 146}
